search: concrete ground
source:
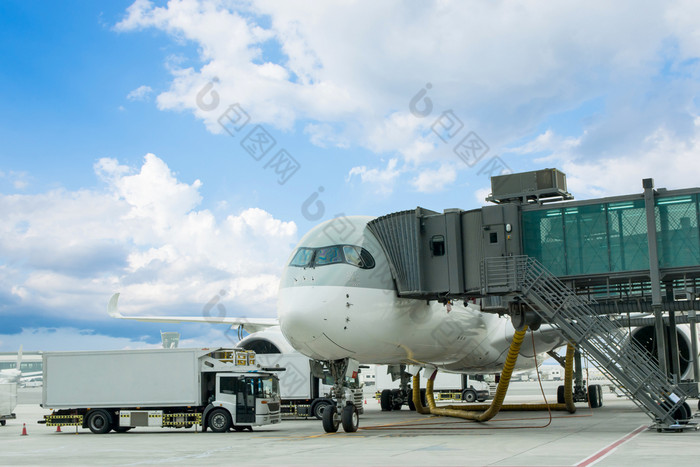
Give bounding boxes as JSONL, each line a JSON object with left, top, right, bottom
{"left": 2, "top": 383, "right": 699, "bottom": 466}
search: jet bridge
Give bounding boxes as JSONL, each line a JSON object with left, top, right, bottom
{"left": 367, "top": 168, "right": 700, "bottom": 430}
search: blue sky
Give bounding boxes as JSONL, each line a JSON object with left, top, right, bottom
{"left": 1, "top": 0, "right": 700, "bottom": 351}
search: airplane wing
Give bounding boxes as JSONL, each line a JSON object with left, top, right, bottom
{"left": 107, "top": 293, "right": 279, "bottom": 334}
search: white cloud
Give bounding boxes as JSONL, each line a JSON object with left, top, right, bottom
{"left": 0, "top": 326, "right": 237, "bottom": 352}
{"left": 508, "top": 117, "right": 700, "bottom": 199}
{"left": 0, "top": 154, "right": 297, "bottom": 321}
{"left": 347, "top": 158, "right": 401, "bottom": 195}
{"left": 411, "top": 164, "right": 458, "bottom": 193}
{"left": 126, "top": 84, "right": 154, "bottom": 101}
{"left": 114, "top": 1, "right": 700, "bottom": 195}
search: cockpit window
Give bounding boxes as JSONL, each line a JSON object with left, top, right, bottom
{"left": 290, "top": 248, "right": 314, "bottom": 267}
{"left": 288, "top": 245, "right": 375, "bottom": 269}
{"left": 315, "top": 246, "right": 342, "bottom": 265}
{"left": 343, "top": 246, "right": 363, "bottom": 267}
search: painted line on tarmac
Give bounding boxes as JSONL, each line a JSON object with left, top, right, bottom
{"left": 574, "top": 425, "right": 647, "bottom": 467}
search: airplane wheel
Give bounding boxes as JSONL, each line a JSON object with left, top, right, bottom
{"left": 588, "top": 384, "right": 603, "bottom": 409}
{"left": 208, "top": 409, "right": 232, "bottom": 433}
{"left": 380, "top": 389, "right": 393, "bottom": 411}
{"left": 322, "top": 405, "right": 339, "bottom": 433}
{"left": 557, "top": 385, "right": 565, "bottom": 404}
{"left": 408, "top": 394, "right": 416, "bottom": 411}
{"left": 341, "top": 404, "right": 359, "bottom": 433}
{"left": 87, "top": 409, "right": 112, "bottom": 434}
{"left": 0, "top": 420, "right": 6, "bottom": 426}
{"left": 462, "top": 389, "right": 477, "bottom": 403}
{"left": 391, "top": 389, "right": 403, "bottom": 410}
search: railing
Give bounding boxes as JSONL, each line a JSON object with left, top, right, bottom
{"left": 481, "top": 255, "right": 690, "bottom": 428}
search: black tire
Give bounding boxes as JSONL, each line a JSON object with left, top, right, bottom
{"left": 341, "top": 404, "right": 359, "bottom": 433}
{"left": 322, "top": 405, "right": 339, "bottom": 433}
{"left": 557, "top": 385, "right": 565, "bottom": 404}
{"left": 234, "top": 426, "right": 246, "bottom": 432}
{"left": 462, "top": 389, "right": 477, "bottom": 403}
{"left": 0, "top": 420, "right": 6, "bottom": 426}
{"left": 207, "top": 409, "right": 232, "bottom": 433}
{"left": 407, "top": 393, "right": 416, "bottom": 411}
{"left": 87, "top": 409, "right": 112, "bottom": 434}
{"left": 588, "top": 384, "right": 603, "bottom": 409}
{"left": 312, "top": 400, "right": 332, "bottom": 420}
{"left": 671, "top": 402, "right": 691, "bottom": 422}
{"left": 420, "top": 388, "right": 427, "bottom": 406}
{"left": 391, "top": 389, "right": 403, "bottom": 410}
{"left": 113, "top": 426, "right": 132, "bottom": 433}
{"left": 380, "top": 389, "right": 393, "bottom": 411}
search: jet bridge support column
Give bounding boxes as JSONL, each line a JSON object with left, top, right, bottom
{"left": 644, "top": 178, "right": 669, "bottom": 378}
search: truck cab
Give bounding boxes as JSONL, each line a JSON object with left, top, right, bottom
{"left": 207, "top": 373, "right": 281, "bottom": 431}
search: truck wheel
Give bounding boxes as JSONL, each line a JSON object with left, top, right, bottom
{"left": 380, "top": 389, "right": 393, "bottom": 411}
{"left": 312, "top": 400, "right": 332, "bottom": 420}
{"left": 462, "top": 389, "right": 477, "bottom": 403}
{"left": 114, "top": 427, "right": 132, "bottom": 433}
{"left": 87, "top": 409, "right": 112, "bottom": 434}
{"left": 0, "top": 420, "right": 6, "bottom": 426}
{"left": 322, "top": 405, "right": 339, "bottom": 433}
{"left": 208, "top": 409, "right": 232, "bottom": 433}
{"left": 341, "top": 404, "right": 359, "bottom": 433}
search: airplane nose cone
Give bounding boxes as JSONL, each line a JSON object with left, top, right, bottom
{"left": 278, "top": 287, "right": 326, "bottom": 356}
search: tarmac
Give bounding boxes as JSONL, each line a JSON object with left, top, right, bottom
{"left": 2, "top": 382, "right": 700, "bottom": 466}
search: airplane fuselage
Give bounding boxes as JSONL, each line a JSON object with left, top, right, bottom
{"left": 278, "top": 216, "right": 563, "bottom": 373}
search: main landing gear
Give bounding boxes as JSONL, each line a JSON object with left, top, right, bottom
{"left": 380, "top": 364, "right": 426, "bottom": 412}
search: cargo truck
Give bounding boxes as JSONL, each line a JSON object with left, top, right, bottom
{"left": 0, "top": 382, "right": 17, "bottom": 426}
{"left": 39, "top": 348, "right": 281, "bottom": 433}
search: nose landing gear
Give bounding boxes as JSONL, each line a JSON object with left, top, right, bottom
{"left": 321, "top": 358, "right": 362, "bottom": 433}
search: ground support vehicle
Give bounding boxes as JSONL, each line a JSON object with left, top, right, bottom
{"left": 375, "top": 365, "right": 495, "bottom": 410}
{"left": 39, "top": 348, "right": 281, "bottom": 433}
{"left": 254, "top": 353, "right": 363, "bottom": 420}
{"left": 0, "top": 383, "right": 17, "bottom": 426}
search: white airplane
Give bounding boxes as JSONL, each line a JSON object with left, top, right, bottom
{"left": 110, "top": 216, "right": 570, "bottom": 429}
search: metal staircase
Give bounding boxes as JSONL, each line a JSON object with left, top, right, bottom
{"left": 482, "top": 255, "right": 692, "bottom": 429}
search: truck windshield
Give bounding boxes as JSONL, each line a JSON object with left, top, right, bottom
{"left": 245, "top": 376, "right": 279, "bottom": 399}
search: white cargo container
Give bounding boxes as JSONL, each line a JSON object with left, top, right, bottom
{"left": 0, "top": 383, "right": 17, "bottom": 426}
{"left": 40, "top": 348, "right": 281, "bottom": 434}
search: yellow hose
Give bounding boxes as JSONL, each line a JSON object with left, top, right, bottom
{"left": 410, "top": 328, "right": 577, "bottom": 422}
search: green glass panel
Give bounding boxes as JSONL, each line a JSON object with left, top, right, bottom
{"left": 655, "top": 195, "right": 700, "bottom": 268}
{"left": 563, "top": 203, "right": 609, "bottom": 275}
{"left": 608, "top": 199, "right": 649, "bottom": 272}
{"left": 522, "top": 209, "right": 566, "bottom": 275}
